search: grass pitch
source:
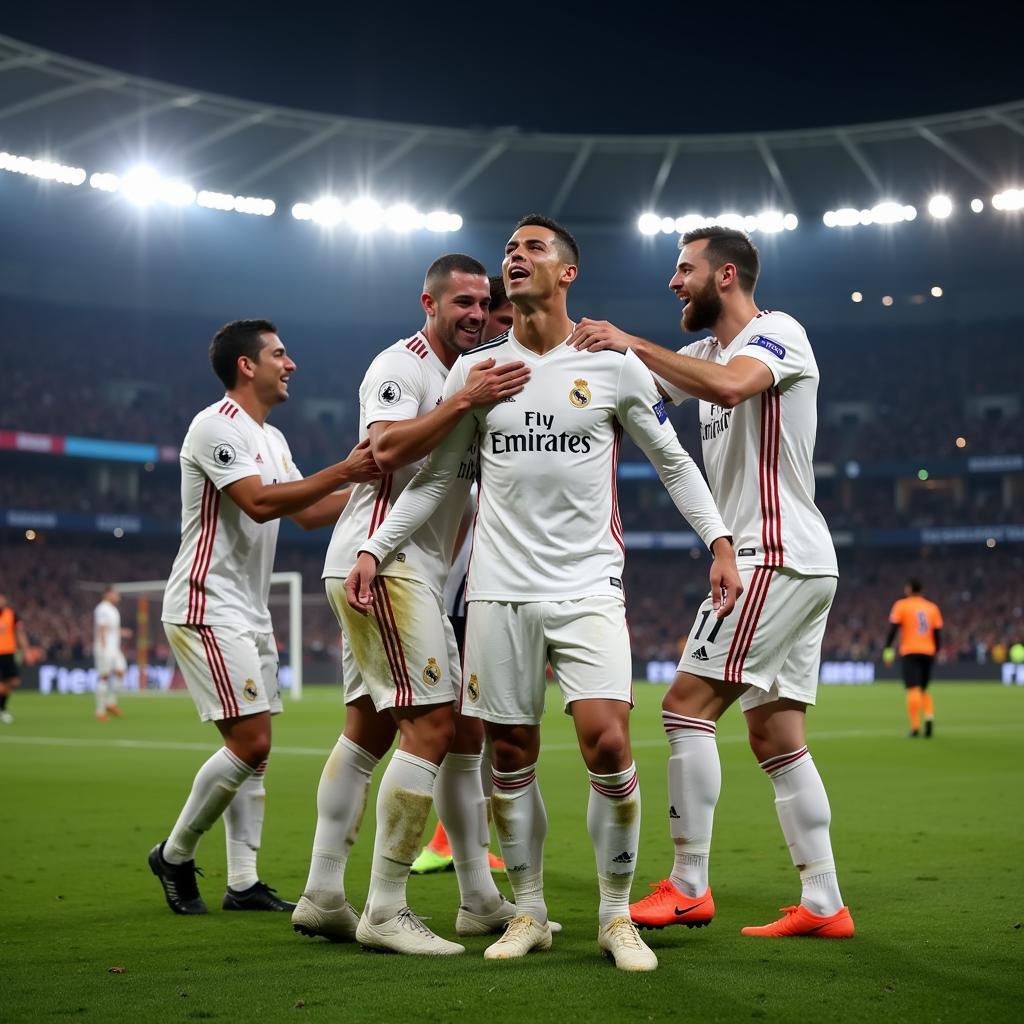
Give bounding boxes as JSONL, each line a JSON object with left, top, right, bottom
{"left": 1, "top": 683, "right": 1021, "bottom": 1023}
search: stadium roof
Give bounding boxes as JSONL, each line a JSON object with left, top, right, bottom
{"left": 1, "top": 32, "right": 1023, "bottom": 228}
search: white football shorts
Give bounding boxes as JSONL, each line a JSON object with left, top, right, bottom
{"left": 326, "top": 575, "right": 457, "bottom": 713}
{"left": 677, "top": 566, "right": 837, "bottom": 711}
{"left": 94, "top": 649, "right": 127, "bottom": 678}
{"left": 164, "top": 622, "right": 281, "bottom": 722}
{"left": 460, "top": 595, "right": 633, "bottom": 725}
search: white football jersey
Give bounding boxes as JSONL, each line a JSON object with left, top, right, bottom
{"left": 362, "top": 330, "right": 728, "bottom": 603}
{"left": 162, "top": 397, "right": 303, "bottom": 632}
{"left": 654, "top": 310, "right": 837, "bottom": 577}
{"left": 322, "top": 332, "right": 475, "bottom": 595}
{"left": 93, "top": 600, "right": 121, "bottom": 656}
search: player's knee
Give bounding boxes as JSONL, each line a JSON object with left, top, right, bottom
{"left": 489, "top": 736, "right": 530, "bottom": 772}
{"left": 451, "top": 713, "right": 484, "bottom": 754}
{"left": 584, "top": 724, "right": 631, "bottom": 774}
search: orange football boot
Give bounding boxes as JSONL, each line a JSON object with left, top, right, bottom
{"left": 741, "top": 904, "right": 854, "bottom": 938}
{"left": 487, "top": 850, "right": 506, "bottom": 872}
{"left": 105, "top": 705, "right": 124, "bottom": 718}
{"left": 629, "top": 879, "right": 715, "bottom": 929}
{"left": 95, "top": 711, "right": 109, "bottom": 722}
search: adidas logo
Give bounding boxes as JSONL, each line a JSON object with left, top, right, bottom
{"left": 691, "top": 646, "right": 709, "bottom": 661}
{"left": 611, "top": 851, "right": 634, "bottom": 864}
{"left": 669, "top": 805, "right": 680, "bottom": 820}
{"left": 509, "top": 863, "right": 529, "bottom": 873}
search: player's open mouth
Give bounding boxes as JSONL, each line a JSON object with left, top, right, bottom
{"left": 508, "top": 268, "right": 530, "bottom": 281}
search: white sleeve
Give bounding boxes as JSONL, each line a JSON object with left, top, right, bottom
{"left": 360, "top": 359, "right": 477, "bottom": 564}
{"left": 188, "top": 416, "right": 260, "bottom": 490}
{"left": 363, "top": 349, "right": 427, "bottom": 426}
{"left": 616, "top": 350, "right": 729, "bottom": 550}
{"left": 734, "top": 320, "right": 808, "bottom": 387}
{"left": 651, "top": 339, "right": 708, "bottom": 406}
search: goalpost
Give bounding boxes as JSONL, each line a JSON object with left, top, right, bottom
{"left": 96, "top": 571, "right": 305, "bottom": 700}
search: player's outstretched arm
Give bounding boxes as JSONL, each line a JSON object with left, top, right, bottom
{"left": 290, "top": 486, "right": 356, "bottom": 531}
{"left": 226, "top": 439, "right": 380, "bottom": 524}
{"left": 571, "top": 318, "right": 773, "bottom": 407}
{"left": 369, "top": 358, "right": 529, "bottom": 473}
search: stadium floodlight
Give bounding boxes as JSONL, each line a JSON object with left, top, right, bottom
{"left": 714, "top": 212, "right": 746, "bottom": 231}
{"left": 346, "top": 196, "right": 384, "bottom": 232}
{"left": 198, "top": 190, "right": 275, "bottom": 216}
{"left": 881, "top": 295, "right": 894, "bottom": 306}
{"left": 426, "top": 210, "right": 461, "bottom": 233}
{"left": 971, "top": 198, "right": 984, "bottom": 213}
{"left": 927, "top": 194, "right": 953, "bottom": 219}
{"left": 782, "top": 213, "right": 798, "bottom": 230}
{"left": 119, "top": 166, "right": 196, "bottom": 208}
{"left": 931, "top": 285, "right": 943, "bottom": 297}
{"left": 660, "top": 216, "right": 676, "bottom": 234}
{"left": 0, "top": 150, "right": 86, "bottom": 186}
{"left": 674, "top": 214, "right": 705, "bottom": 234}
{"left": 851, "top": 291, "right": 863, "bottom": 302}
{"left": 291, "top": 202, "right": 312, "bottom": 221}
{"left": 385, "top": 203, "right": 425, "bottom": 232}
{"left": 89, "top": 172, "right": 120, "bottom": 192}
{"left": 823, "top": 208, "right": 860, "bottom": 228}
{"left": 310, "top": 196, "right": 345, "bottom": 227}
{"left": 638, "top": 213, "right": 661, "bottom": 235}
{"left": 992, "top": 188, "right": 1024, "bottom": 211}
{"left": 871, "top": 201, "right": 916, "bottom": 224}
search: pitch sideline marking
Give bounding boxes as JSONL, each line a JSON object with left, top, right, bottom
{"left": 1, "top": 722, "right": 1021, "bottom": 759}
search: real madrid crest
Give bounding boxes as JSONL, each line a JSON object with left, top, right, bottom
{"left": 467, "top": 673, "right": 480, "bottom": 703}
{"left": 243, "top": 678, "right": 259, "bottom": 702}
{"left": 569, "top": 378, "right": 591, "bottom": 408}
{"left": 422, "top": 657, "right": 441, "bottom": 686}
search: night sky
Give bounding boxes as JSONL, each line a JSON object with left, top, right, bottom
{"left": 3, "top": 1, "right": 1022, "bottom": 135}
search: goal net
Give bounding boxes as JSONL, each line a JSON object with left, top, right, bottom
{"left": 89, "top": 572, "right": 306, "bottom": 700}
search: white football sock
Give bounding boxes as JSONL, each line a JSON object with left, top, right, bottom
{"left": 107, "top": 675, "right": 120, "bottom": 706}
{"left": 434, "top": 752, "right": 502, "bottom": 913}
{"left": 303, "top": 736, "right": 380, "bottom": 899}
{"left": 223, "top": 759, "right": 267, "bottom": 890}
{"left": 587, "top": 762, "right": 641, "bottom": 926}
{"left": 761, "top": 747, "right": 845, "bottom": 916}
{"left": 664, "top": 712, "right": 720, "bottom": 897}
{"left": 165, "top": 747, "right": 253, "bottom": 864}
{"left": 490, "top": 763, "right": 547, "bottom": 924}
{"left": 364, "top": 750, "right": 438, "bottom": 924}
{"left": 95, "top": 680, "right": 109, "bottom": 714}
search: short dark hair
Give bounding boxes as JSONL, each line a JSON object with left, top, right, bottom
{"left": 514, "top": 214, "right": 580, "bottom": 265}
{"left": 209, "top": 319, "right": 277, "bottom": 389}
{"left": 488, "top": 274, "right": 509, "bottom": 309}
{"left": 423, "top": 254, "right": 488, "bottom": 297}
{"left": 907, "top": 578, "right": 923, "bottom": 594}
{"left": 680, "top": 226, "right": 760, "bottom": 293}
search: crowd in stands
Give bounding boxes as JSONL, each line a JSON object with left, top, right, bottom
{"left": 4, "top": 536, "right": 1021, "bottom": 670}
{"left": 5, "top": 302, "right": 1023, "bottom": 468}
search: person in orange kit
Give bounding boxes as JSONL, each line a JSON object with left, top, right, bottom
{"left": 884, "top": 579, "right": 944, "bottom": 738}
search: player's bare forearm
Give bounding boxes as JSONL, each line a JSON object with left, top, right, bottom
{"left": 291, "top": 487, "right": 355, "bottom": 530}
{"left": 229, "top": 440, "right": 379, "bottom": 523}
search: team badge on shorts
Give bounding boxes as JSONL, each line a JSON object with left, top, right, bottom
{"left": 243, "top": 679, "right": 259, "bottom": 701}
{"left": 422, "top": 658, "right": 441, "bottom": 686}
{"left": 466, "top": 673, "right": 480, "bottom": 703}
{"left": 569, "top": 379, "right": 592, "bottom": 408}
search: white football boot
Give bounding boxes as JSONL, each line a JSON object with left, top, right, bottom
{"left": 356, "top": 906, "right": 465, "bottom": 955}
{"left": 292, "top": 894, "right": 360, "bottom": 942}
{"left": 483, "top": 914, "right": 553, "bottom": 960}
{"left": 598, "top": 915, "right": 658, "bottom": 972}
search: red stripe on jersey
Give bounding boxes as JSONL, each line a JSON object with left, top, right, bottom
{"left": 218, "top": 401, "right": 230, "bottom": 415}
{"left": 759, "top": 388, "right": 783, "bottom": 567}
{"left": 187, "top": 480, "right": 219, "bottom": 623}
{"left": 367, "top": 474, "right": 394, "bottom": 536}
{"left": 610, "top": 421, "right": 625, "bottom": 556}
{"left": 206, "top": 627, "right": 240, "bottom": 719}
{"left": 724, "top": 566, "right": 771, "bottom": 683}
